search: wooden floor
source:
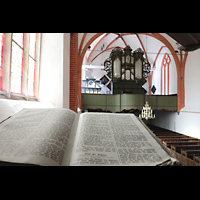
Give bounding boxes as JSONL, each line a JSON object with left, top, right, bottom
{"left": 147, "top": 124, "right": 200, "bottom": 166}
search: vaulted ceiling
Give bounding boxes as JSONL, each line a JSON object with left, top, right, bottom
{"left": 81, "top": 33, "right": 199, "bottom": 67}
{"left": 82, "top": 33, "right": 173, "bottom": 67}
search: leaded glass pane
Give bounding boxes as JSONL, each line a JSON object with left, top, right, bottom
{"left": 28, "top": 33, "right": 37, "bottom": 96}
{"left": 29, "top": 33, "right": 36, "bottom": 58}
{"left": 11, "top": 42, "right": 23, "bottom": 93}
{"left": 13, "top": 33, "right": 23, "bottom": 47}
{"left": 0, "top": 33, "right": 3, "bottom": 90}
{"left": 0, "top": 33, "right": 3, "bottom": 77}
{"left": 28, "top": 58, "right": 35, "bottom": 96}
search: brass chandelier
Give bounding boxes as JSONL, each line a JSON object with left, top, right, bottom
{"left": 139, "top": 101, "right": 155, "bottom": 120}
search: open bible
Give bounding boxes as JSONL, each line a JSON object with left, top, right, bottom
{"left": 0, "top": 108, "right": 177, "bottom": 166}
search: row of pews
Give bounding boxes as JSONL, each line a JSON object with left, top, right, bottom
{"left": 147, "top": 124, "right": 200, "bottom": 166}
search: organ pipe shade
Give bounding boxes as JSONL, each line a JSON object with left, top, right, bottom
{"left": 113, "top": 57, "right": 121, "bottom": 79}
{"left": 135, "top": 59, "right": 142, "bottom": 79}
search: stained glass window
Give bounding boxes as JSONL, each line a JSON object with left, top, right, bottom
{"left": 0, "top": 33, "right": 4, "bottom": 90}
{"left": 11, "top": 33, "right": 24, "bottom": 94}
{"left": 28, "top": 33, "right": 37, "bottom": 96}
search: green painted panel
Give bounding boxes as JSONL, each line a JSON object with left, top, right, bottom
{"left": 82, "top": 105, "right": 106, "bottom": 110}
{"left": 82, "top": 94, "right": 106, "bottom": 106}
{"left": 106, "top": 106, "right": 121, "bottom": 112}
{"left": 121, "top": 105, "right": 143, "bottom": 110}
{"left": 106, "top": 95, "right": 120, "bottom": 106}
{"left": 81, "top": 94, "right": 177, "bottom": 112}
{"left": 157, "top": 96, "right": 177, "bottom": 107}
{"left": 121, "top": 94, "right": 144, "bottom": 106}
{"left": 145, "top": 95, "right": 157, "bottom": 110}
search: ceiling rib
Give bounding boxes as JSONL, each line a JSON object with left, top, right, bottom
{"left": 91, "top": 46, "right": 124, "bottom": 63}
{"left": 87, "top": 33, "right": 109, "bottom": 62}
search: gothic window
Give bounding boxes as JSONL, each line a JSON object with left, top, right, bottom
{"left": 161, "top": 53, "right": 171, "bottom": 95}
{"left": 0, "top": 33, "right": 40, "bottom": 99}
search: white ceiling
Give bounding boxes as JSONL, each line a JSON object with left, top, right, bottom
{"left": 82, "top": 33, "right": 172, "bottom": 67}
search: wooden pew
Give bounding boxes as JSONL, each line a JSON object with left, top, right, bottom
{"left": 181, "top": 150, "right": 200, "bottom": 166}
{"left": 181, "top": 150, "right": 200, "bottom": 159}
{"left": 153, "top": 132, "right": 181, "bottom": 136}
{"left": 193, "top": 155, "right": 200, "bottom": 166}
{"left": 162, "top": 137, "right": 198, "bottom": 141}
{"left": 170, "top": 145, "right": 200, "bottom": 163}
{"left": 147, "top": 124, "right": 200, "bottom": 166}
{"left": 163, "top": 141, "right": 200, "bottom": 148}
{"left": 158, "top": 135, "right": 189, "bottom": 138}
{"left": 161, "top": 138, "right": 199, "bottom": 143}
{"left": 171, "top": 145, "right": 200, "bottom": 153}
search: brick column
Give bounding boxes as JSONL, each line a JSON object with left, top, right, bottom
{"left": 70, "top": 33, "right": 78, "bottom": 112}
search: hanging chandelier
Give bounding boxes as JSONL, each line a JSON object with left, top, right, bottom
{"left": 139, "top": 101, "right": 155, "bottom": 120}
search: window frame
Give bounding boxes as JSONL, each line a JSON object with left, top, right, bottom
{"left": 10, "top": 33, "right": 24, "bottom": 94}
{"left": 28, "top": 33, "right": 37, "bottom": 97}
{"left": 0, "top": 33, "right": 41, "bottom": 100}
{"left": 0, "top": 33, "right": 5, "bottom": 91}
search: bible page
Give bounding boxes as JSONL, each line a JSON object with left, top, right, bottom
{"left": 0, "top": 108, "right": 77, "bottom": 166}
{"left": 69, "top": 112, "right": 174, "bottom": 166}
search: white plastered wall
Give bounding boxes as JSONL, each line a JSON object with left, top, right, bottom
{"left": 148, "top": 49, "right": 200, "bottom": 139}
{"left": 39, "top": 33, "right": 70, "bottom": 108}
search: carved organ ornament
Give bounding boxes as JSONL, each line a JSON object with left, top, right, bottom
{"left": 104, "top": 46, "right": 151, "bottom": 83}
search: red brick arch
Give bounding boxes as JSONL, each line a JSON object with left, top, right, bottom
{"left": 70, "top": 33, "right": 104, "bottom": 112}
{"left": 70, "top": 33, "right": 187, "bottom": 112}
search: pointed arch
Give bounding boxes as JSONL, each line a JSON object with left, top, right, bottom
{"left": 108, "top": 33, "right": 127, "bottom": 48}
{"left": 136, "top": 34, "right": 149, "bottom": 63}
{"left": 87, "top": 33, "right": 109, "bottom": 62}
{"left": 148, "top": 46, "right": 166, "bottom": 94}
{"left": 70, "top": 33, "right": 187, "bottom": 112}
{"left": 160, "top": 53, "right": 171, "bottom": 95}
{"left": 91, "top": 46, "right": 124, "bottom": 63}
{"left": 106, "top": 36, "right": 123, "bottom": 49}
{"left": 78, "top": 33, "right": 87, "bottom": 56}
